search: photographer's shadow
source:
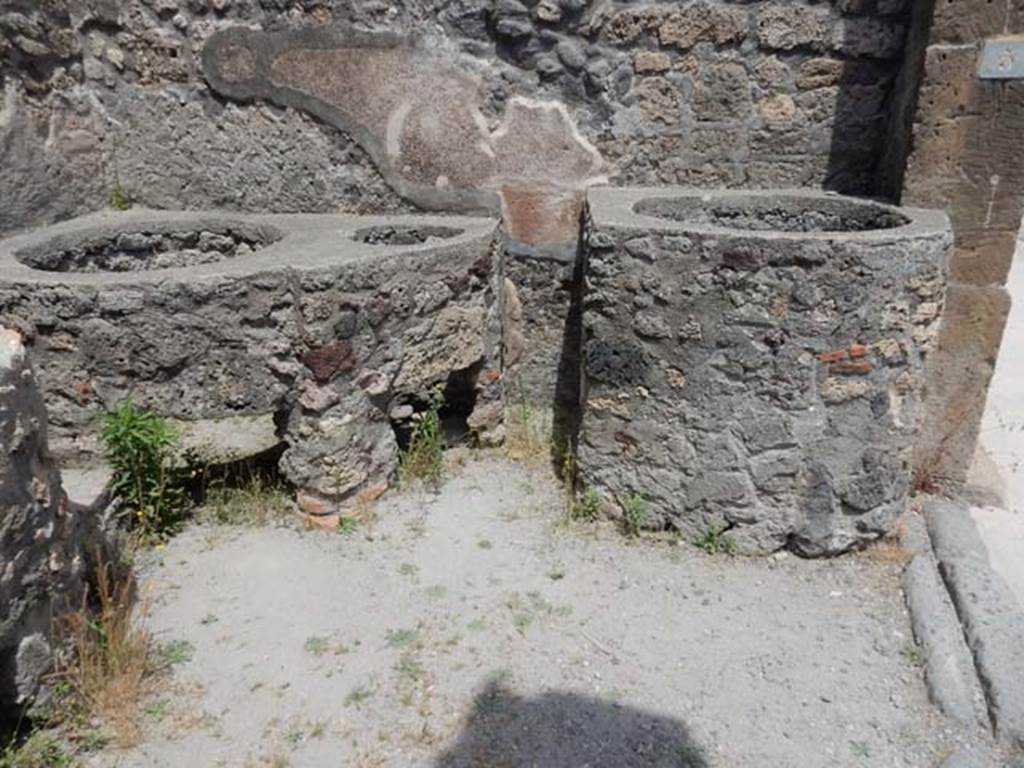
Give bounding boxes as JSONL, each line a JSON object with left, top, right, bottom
{"left": 432, "top": 680, "right": 709, "bottom": 768}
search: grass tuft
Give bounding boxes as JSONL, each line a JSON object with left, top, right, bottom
{"left": 197, "top": 473, "right": 291, "bottom": 527}
{"left": 0, "top": 731, "right": 75, "bottom": 768}
{"left": 504, "top": 397, "right": 552, "bottom": 465}
{"left": 399, "top": 388, "right": 446, "bottom": 488}
{"left": 696, "top": 525, "right": 737, "bottom": 555}
{"left": 110, "top": 183, "right": 132, "bottom": 212}
{"left": 621, "top": 494, "right": 649, "bottom": 537}
{"left": 572, "top": 488, "right": 602, "bottom": 522}
{"left": 54, "top": 555, "right": 152, "bottom": 747}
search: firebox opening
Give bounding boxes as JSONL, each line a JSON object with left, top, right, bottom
{"left": 390, "top": 364, "right": 481, "bottom": 451}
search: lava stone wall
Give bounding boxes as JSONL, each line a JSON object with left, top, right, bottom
{"left": 578, "top": 189, "right": 951, "bottom": 556}
{"left": 1, "top": 0, "right": 910, "bottom": 236}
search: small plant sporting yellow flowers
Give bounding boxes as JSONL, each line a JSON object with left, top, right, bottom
{"left": 100, "top": 401, "right": 188, "bottom": 538}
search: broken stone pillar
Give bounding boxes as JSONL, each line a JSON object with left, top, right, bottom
{"left": 0, "top": 328, "right": 87, "bottom": 721}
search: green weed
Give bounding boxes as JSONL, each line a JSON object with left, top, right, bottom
{"left": 153, "top": 639, "right": 194, "bottom": 668}
{"left": 399, "top": 388, "right": 446, "bottom": 487}
{"left": 394, "top": 653, "right": 426, "bottom": 684}
{"left": 849, "top": 740, "right": 871, "bottom": 758}
{"left": 141, "top": 699, "right": 170, "bottom": 722}
{"left": 696, "top": 525, "right": 737, "bottom": 555}
{"left": 303, "top": 636, "right": 331, "bottom": 656}
{"left": 506, "top": 591, "right": 571, "bottom": 635}
{"left": 110, "top": 183, "right": 132, "bottom": 212}
{"left": 385, "top": 628, "right": 420, "bottom": 649}
{"left": 573, "top": 488, "right": 602, "bottom": 522}
{"left": 337, "top": 517, "right": 360, "bottom": 537}
{"left": 0, "top": 731, "right": 75, "bottom": 768}
{"left": 902, "top": 642, "right": 925, "bottom": 667}
{"left": 101, "top": 401, "right": 188, "bottom": 538}
{"left": 344, "top": 685, "right": 373, "bottom": 707}
{"left": 621, "top": 494, "right": 648, "bottom": 537}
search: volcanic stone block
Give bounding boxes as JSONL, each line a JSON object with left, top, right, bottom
{"left": 0, "top": 328, "right": 88, "bottom": 722}
{"left": 579, "top": 188, "right": 951, "bottom": 556}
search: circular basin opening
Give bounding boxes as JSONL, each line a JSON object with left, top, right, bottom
{"left": 15, "top": 223, "right": 281, "bottom": 272}
{"left": 633, "top": 195, "right": 910, "bottom": 232}
{"left": 352, "top": 225, "right": 464, "bottom": 245}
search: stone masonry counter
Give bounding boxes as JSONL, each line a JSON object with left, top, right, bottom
{"left": 580, "top": 188, "right": 952, "bottom": 556}
{"left": 0, "top": 210, "right": 500, "bottom": 509}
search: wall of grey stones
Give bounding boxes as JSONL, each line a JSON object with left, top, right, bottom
{"left": 1, "top": 0, "right": 910, "bottom": 236}
{"left": 0, "top": 327, "right": 89, "bottom": 722}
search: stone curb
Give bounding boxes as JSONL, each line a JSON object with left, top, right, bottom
{"left": 902, "top": 511, "right": 989, "bottom": 727}
{"left": 925, "top": 497, "right": 1024, "bottom": 748}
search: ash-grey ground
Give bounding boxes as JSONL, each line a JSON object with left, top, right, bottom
{"left": 84, "top": 457, "right": 1006, "bottom": 768}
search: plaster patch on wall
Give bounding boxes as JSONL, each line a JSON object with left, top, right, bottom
{"left": 202, "top": 24, "right": 604, "bottom": 253}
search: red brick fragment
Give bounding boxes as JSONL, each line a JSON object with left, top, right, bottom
{"left": 297, "top": 490, "right": 334, "bottom": 516}
{"left": 74, "top": 381, "right": 92, "bottom": 404}
{"left": 830, "top": 361, "right": 873, "bottom": 376}
{"left": 848, "top": 344, "right": 869, "bottom": 359}
{"left": 302, "top": 339, "right": 355, "bottom": 383}
{"left": 817, "top": 349, "right": 849, "bottom": 364}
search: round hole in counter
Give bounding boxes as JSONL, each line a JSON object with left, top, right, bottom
{"left": 352, "top": 225, "right": 464, "bottom": 246}
{"left": 15, "top": 224, "right": 280, "bottom": 273}
{"left": 633, "top": 195, "right": 910, "bottom": 233}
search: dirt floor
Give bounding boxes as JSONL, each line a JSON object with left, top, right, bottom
{"left": 87, "top": 454, "right": 996, "bottom": 768}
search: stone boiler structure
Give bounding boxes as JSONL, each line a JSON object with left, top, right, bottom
{"left": 579, "top": 189, "right": 951, "bottom": 555}
{"left": 0, "top": 210, "right": 502, "bottom": 510}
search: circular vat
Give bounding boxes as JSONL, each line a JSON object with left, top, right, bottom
{"left": 352, "top": 224, "right": 464, "bottom": 246}
{"left": 15, "top": 223, "right": 281, "bottom": 273}
{"left": 634, "top": 194, "right": 910, "bottom": 233}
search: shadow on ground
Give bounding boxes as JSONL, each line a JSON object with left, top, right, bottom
{"left": 432, "top": 679, "right": 709, "bottom": 768}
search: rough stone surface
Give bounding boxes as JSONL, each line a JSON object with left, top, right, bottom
{"left": 1, "top": 0, "right": 911, "bottom": 242}
{"left": 0, "top": 328, "right": 88, "bottom": 722}
{"left": 902, "top": 508, "right": 989, "bottom": 726}
{"left": 579, "top": 188, "right": 951, "bottom": 556}
{"left": 501, "top": 246, "right": 582, "bottom": 453}
{"left": 0, "top": 210, "right": 501, "bottom": 506}
{"left": 925, "top": 497, "right": 1024, "bottom": 747}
